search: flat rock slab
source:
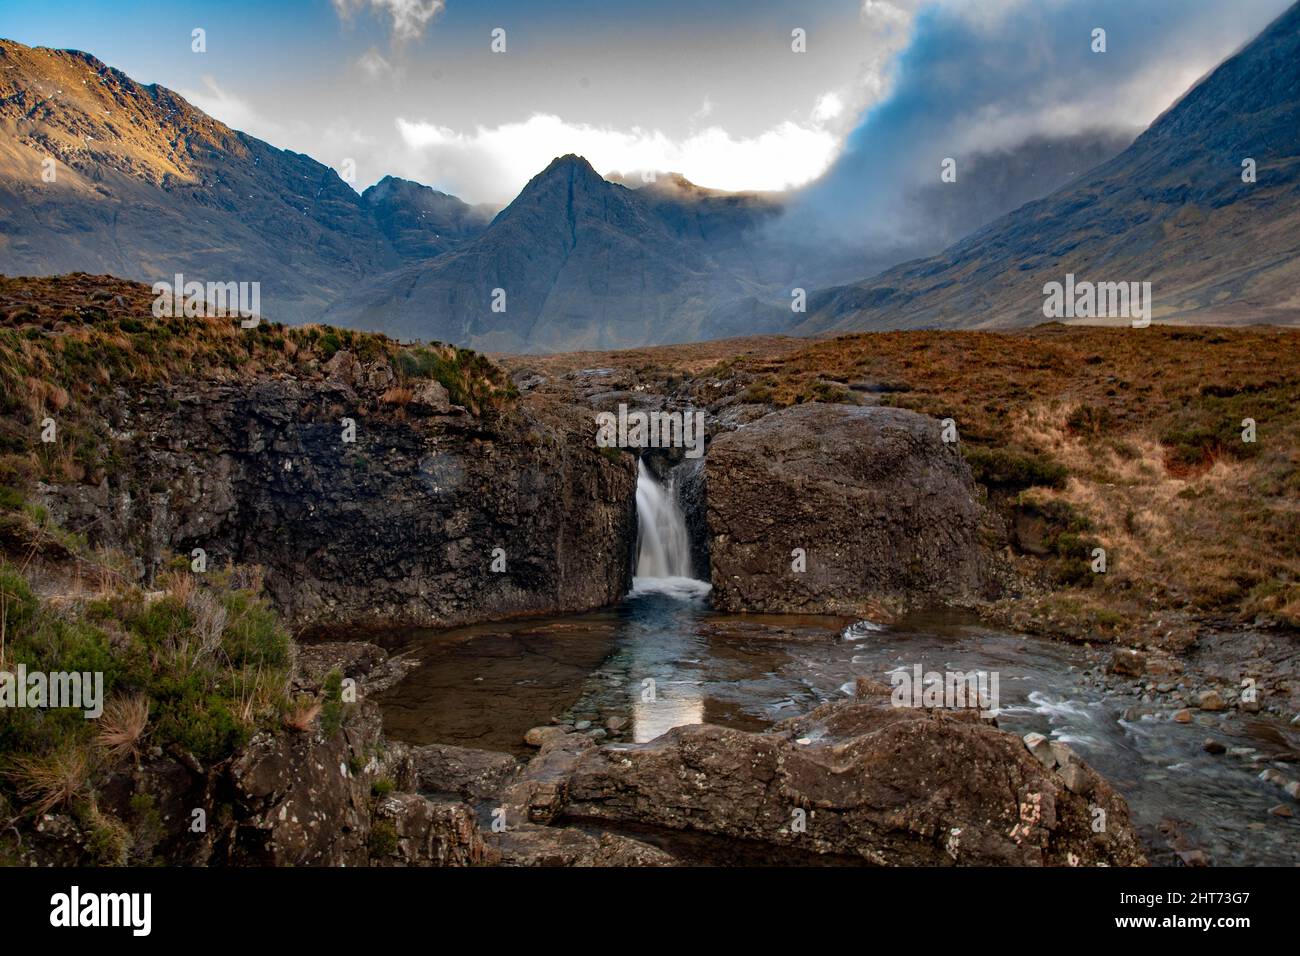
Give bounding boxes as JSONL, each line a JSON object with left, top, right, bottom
{"left": 410, "top": 743, "right": 521, "bottom": 803}
{"left": 296, "top": 640, "right": 417, "bottom": 696}
{"left": 491, "top": 824, "right": 677, "bottom": 867}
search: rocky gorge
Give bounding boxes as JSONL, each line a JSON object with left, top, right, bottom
{"left": 27, "top": 284, "right": 1007, "bottom": 636}
{"left": 2, "top": 276, "right": 1296, "bottom": 867}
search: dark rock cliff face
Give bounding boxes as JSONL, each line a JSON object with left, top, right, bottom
{"left": 705, "top": 403, "right": 989, "bottom": 617}
{"left": 673, "top": 456, "right": 710, "bottom": 580}
{"left": 361, "top": 176, "right": 496, "bottom": 259}
{"left": 36, "top": 354, "right": 638, "bottom": 630}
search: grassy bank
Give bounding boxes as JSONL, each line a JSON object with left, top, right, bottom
{"left": 0, "top": 273, "right": 516, "bottom": 492}
{"left": 0, "top": 273, "right": 524, "bottom": 863}
{"left": 0, "top": 546, "right": 297, "bottom": 863}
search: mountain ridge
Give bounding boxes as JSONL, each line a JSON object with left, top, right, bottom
{"left": 796, "top": 1, "right": 1300, "bottom": 333}
{"left": 0, "top": 39, "right": 484, "bottom": 323}
{"left": 322, "top": 153, "right": 789, "bottom": 351}
{"left": 5, "top": 9, "right": 1298, "bottom": 351}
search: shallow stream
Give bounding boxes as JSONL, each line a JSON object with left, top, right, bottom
{"left": 375, "top": 580, "right": 1298, "bottom": 866}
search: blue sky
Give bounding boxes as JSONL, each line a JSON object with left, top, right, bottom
{"left": 1, "top": 0, "right": 1291, "bottom": 204}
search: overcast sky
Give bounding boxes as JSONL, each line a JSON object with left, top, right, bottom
{"left": 1, "top": 0, "right": 1291, "bottom": 204}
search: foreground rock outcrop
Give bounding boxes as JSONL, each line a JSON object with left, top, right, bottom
{"left": 493, "top": 691, "right": 1145, "bottom": 866}
{"left": 706, "top": 404, "right": 990, "bottom": 617}
{"left": 207, "top": 644, "right": 494, "bottom": 866}
{"left": 16, "top": 640, "right": 495, "bottom": 867}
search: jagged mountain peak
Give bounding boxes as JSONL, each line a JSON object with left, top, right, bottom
{"left": 323, "top": 151, "right": 785, "bottom": 350}
{"left": 364, "top": 175, "right": 451, "bottom": 201}
{"left": 361, "top": 174, "right": 495, "bottom": 259}
{"left": 540, "top": 152, "right": 600, "bottom": 176}
{"left": 507, "top": 153, "right": 614, "bottom": 204}
{"left": 488, "top": 151, "right": 643, "bottom": 236}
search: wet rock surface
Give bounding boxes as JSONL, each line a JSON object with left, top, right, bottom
{"left": 370, "top": 795, "right": 491, "bottom": 867}
{"left": 295, "top": 640, "right": 419, "bottom": 696}
{"left": 373, "top": 589, "right": 1299, "bottom": 866}
{"left": 705, "top": 404, "right": 991, "bottom": 617}
{"left": 221, "top": 712, "right": 387, "bottom": 866}
{"left": 410, "top": 743, "right": 521, "bottom": 803}
{"left": 210, "top": 648, "right": 494, "bottom": 866}
{"left": 1068, "top": 628, "right": 1300, "bottom": 865}
{"left": 484, "top": 696, "right": 1145, "bottom": 866}
{"left": 492, "top": 824, "right": 677, "bottom": 866}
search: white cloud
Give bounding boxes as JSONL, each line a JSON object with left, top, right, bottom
{"left": 946, "top": 57, "right": 1218, "bottom": 157}
{"left": 333, "top": 0, "right": 446, "bottom": 43}
{"left": 381, "top": 6, "right": 947, "bottom": 203}
{"left": 860, "top": 0, "right": 916, "bottom": 27}
{"left": 395, "top": 112, "right": 840, "bottom": 202}
{"left": 835, "top": 0, "right": 925, "bottom": 132}
{"left": 812, "top": 91, "right": 845, "bottom": 124}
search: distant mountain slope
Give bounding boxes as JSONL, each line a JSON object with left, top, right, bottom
{"left": 902, "top": 131, "right": 1137, "bottom": 257}
{"left": 798, "top": 1, "right": 1300, "bottom": 332}
{"left": 6, "top": 10, "right": 1296, "bottom": 353}
{"left": 0, "top": 40, "right": 479, "bottom": 323}
{"left": 362, "top": 175, "right": 496, "bottom": 259}
{"left": 324, "top": 155, "right": 788, "bottom": 352}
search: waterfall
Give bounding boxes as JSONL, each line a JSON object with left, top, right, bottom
{"left": 634, "top": 459, "right": 695, "bottom": 580}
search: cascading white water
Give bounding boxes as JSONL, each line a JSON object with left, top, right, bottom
{"left": 634, "top": 459, "right": 694, "bottom": 579}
